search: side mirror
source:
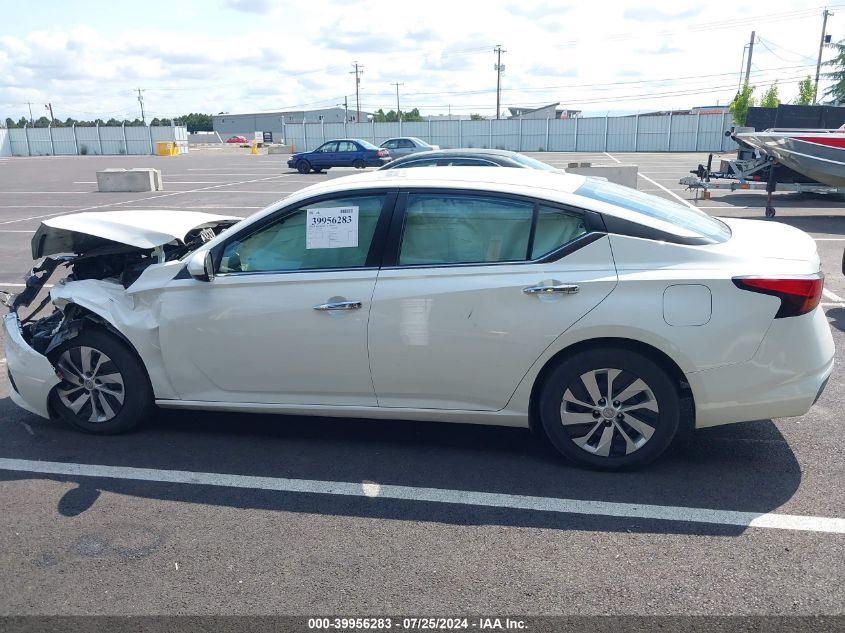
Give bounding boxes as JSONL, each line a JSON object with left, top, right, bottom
{"left": 187, "top": 250, "right": 215, "bottom": 282}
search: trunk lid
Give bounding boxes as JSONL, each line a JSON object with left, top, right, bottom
{"left": 718, "top": 217, "right": 819, "bottom": 266}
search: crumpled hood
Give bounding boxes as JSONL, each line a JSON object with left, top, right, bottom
{"left": 31, "top": 210, "right": 240, "bottom": 258}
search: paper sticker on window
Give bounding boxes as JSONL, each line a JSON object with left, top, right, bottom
{"left": 306, "top": 206, "right": 359, "bottom": 249}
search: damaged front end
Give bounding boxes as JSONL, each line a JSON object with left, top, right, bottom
{"left": 3, "top": 210, "right": 239, "bottom": 417}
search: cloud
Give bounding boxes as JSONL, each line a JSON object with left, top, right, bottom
{"left": 623, "top": 6, "right": 703, "bottom": 21}
{"left": 222, "top": 0, "right": 276, "bottom": 14}
{"left": 506, "top": 2, "right": 571, "bottom": 19}
{"left": 617, "top": 69, "right": 644, "bottom": 78}
{"left": 526, "top": 64, "right": 577, "bottom": 77}
{"left": 634, "top": 43, "right": 683, "bottom": 55}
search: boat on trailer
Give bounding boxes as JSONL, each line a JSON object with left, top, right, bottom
{"left": 735, "top": 127, "right": 845, "bottom": 188}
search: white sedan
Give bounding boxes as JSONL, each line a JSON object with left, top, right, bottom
{"left": 3, "top": 168, "right": 835, "bottom": 469}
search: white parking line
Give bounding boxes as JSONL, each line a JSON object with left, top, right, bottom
{"left": 0, "top": 173, "right": 294, "bottom": 226}
{"left": 0, "top": 457, "right": 843, "bottom": 534}
{"left": 0, "top": 230, "right": 36, "bottom": 233}
{"left": 815, "top": 238, "right": 845, "bottom": 241}
{"left": 823, "top": 288, "right": 845, "bottom": 302}
{"left": 0, "top": 283, "right": 53, "bottom": 288}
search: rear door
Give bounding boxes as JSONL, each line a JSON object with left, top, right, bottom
{"left": 337, "top": 141, "right": 359, "bottom": 166}
{"left": 368, "top": 190, "right": 618, "bottom": 411}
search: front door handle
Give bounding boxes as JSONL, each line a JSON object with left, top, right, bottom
{"left": 523, "top": 284, "right": 580, "bottom": 295}
{"left": 313, "top": 301, "right": 362, "bottom": 311}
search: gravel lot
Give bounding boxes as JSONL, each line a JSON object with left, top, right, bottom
{"left": 0, "top": 148, "right": 842, "bottom": 619}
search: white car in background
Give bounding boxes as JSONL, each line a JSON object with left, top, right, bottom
{"left": 378, "top": 137, "right": 439, "bottom": 157}
{"left": 3, "top": 168, "right": 834, "bottom": 469}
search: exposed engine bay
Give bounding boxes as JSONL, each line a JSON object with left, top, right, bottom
{"left": 4, "top": 211, "right": 240, "bottom": 355}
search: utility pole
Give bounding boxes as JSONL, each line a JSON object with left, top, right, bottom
{"left": 814, "top": 9, "right": 833, "bottom": 104}
{"left": 26, "top": 102, "right": 34, "bottom": 125}
{"left": 338, "top": 96, "right": 349, "bottom": 122}
{"left": 494, "top": 45, "right": 506, "bottom": 119}
{"left": 136, "top": 88, "right": 146, "bottom": 125}
{"left": 44, "top": 103, "right": 55, "bottom": 123}
{"left": 744, "top": 31, "right": 755, "bottom": 86}
{"left": 391, "top": 82, "right": 403, "bottom": 121}
{"left": 737, "top": 43, "right": 749, "bottom": 92}
{"left": 350, "top": 63, "right": 363, "bottom": 123}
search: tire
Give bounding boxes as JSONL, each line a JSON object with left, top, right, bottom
{"left": 538, "top": 347, "right": 681, "bottom": 470}
{"left": 48, "top": 329, "right": 153, "bottom": 434}
{"left": 352, "top": 159, "right": 365, "bottom": 169}
{"left": 296, "top": 160, "right": 311, "bottom": 174}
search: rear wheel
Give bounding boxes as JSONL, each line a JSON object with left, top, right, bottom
{"left": 352, "top": 159, "right": 365, "bottom": 169}
{"left": 48, "top": 329, "right": 153, "bottom": 434}
{"left": 538, "top": 348, "right": 680, "bottom": 470}
{"left": 296, "top": 160, "right": 311, "bottom": 174}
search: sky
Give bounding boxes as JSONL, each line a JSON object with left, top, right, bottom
{"left": 0, "top": 0, "right": 843, "bottom": 122}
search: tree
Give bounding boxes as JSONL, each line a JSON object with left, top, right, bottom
{"left": 729, "top": 82, "right": 756, "bottom": 125}
{"left": 760, "top": 83, "right": 780, "bottom": 109}
{"left": 470, "top": 113, "right": 485, "bottom": 120}
{"left": 822, "top": 38, "right": 845, "bottom": 103}
{"left": 4, "top": 117, "right": 15, "bottom": 129}
{"left": 33, "top": 116, "right": 51, "bottom": 128}
{"left": 173, "top": 113, "right": 213, "bottom": 133}
{"left": 796, "top": 76, "right": 814, "bottom": 105}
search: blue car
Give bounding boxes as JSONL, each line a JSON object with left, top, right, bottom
{"left": 287, "top": 139, "right": 391, "bottom": 174}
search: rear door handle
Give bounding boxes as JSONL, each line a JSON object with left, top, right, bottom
{"left": 313, "top": 301, "right": 362, "bottom": 311}
{"left": 523, "top": 284, "right": 580, "bottom": 295}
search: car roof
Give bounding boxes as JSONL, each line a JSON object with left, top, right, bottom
{"left": 287, "top": 166, "right": 583, "bottom": 199}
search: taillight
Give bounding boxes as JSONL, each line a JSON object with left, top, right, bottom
{"left": 377, "top": 149, "right": 388, "bottom": 157}
{"left": 732, "top": 274, "right": 824, "bottom": 318}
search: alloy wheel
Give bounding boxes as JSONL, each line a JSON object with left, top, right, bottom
{"left": 56, "top": 346, "right": 126, "bottom": 423}
{"left": 560, "top": 367, "right": 659, "bottom": 457}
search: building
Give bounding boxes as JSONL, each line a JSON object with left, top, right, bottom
{"left": 507, "top": 103, "right": 582, "bottom": 119}
{"left": 213, "top": 107, "right": 372, "bottom": 138}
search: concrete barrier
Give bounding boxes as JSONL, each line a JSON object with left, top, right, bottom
{"left": 267, "top": 144, "right": 293, "bottom": 155}
{"left": 96, "top": 168, "right": 163, "bottom": 192}
{"left": 564, "top": 163, "right": 639, "bottom": 189}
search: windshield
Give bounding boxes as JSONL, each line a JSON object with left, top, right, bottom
{"left": 357, "top": 140, "right": 378, "bottom": 149}
{"left": 575, "top": 178, "right": 731, "bottom": 242}
{"left": 510, "top": 153, "right": 557, "bottom": 171}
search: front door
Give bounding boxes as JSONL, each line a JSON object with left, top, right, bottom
{"left": 368, "top": 191, "right": 618, "bottom": 411}
{"left": 159, "top": 192, "right": 393, "bottom": 405}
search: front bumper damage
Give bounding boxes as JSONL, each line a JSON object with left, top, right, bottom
{"left": 3, "top": 312, "right": 60, "bottom": 419}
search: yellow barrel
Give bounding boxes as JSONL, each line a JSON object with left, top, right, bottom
{"left": 155, "top": 141, "right": 174, "bottom": 156}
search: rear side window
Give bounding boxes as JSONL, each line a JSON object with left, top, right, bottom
{"left": 445, "top": 158, "right": 497, "bottom": 166}
{"left": 575, "top": 178, "right": 730, "bottom": 243}
{"left": 399, "top": 194, "right": 533, "bottom": 265}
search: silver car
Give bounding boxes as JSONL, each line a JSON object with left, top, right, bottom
{"left": 378, "top": 137, "right": 439, "bottom": 157}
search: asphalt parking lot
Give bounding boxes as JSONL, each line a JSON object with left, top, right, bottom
{"left": 0, "top": 148, "right": 843, "bottom": 618}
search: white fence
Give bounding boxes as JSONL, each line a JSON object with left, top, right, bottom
{"left": 4, "top": 125, "right": 188, "bottom": 156}
{"left": 0, "top": 128, "right": 10, "bottom": 156}
{"left": 278, "top": 113, "right": 737, "bottom": 153}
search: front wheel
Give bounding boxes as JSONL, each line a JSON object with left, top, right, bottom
{"left": 48, "top": 329, "right": 153, "bottom": 434}
{"left": 296, "top": 160, "right": 311, "bottom": 174}
{"left": 538, "top": 348, "right": 681, "bottom": 470}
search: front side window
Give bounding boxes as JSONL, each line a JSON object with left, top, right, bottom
{"left": 381, "top": 139, "right": 398, "bottom": 149}
{"left": 315, "top": 142, "right": 337, "bottom": 153}
{"left": 219, "top": 195, "right": 386, "bottom": 273}
{"left": 400, "top": 159, "right": 441, "bottom": 168}
{"left": 399, "top": 194, "right": 534, "bottom": 266}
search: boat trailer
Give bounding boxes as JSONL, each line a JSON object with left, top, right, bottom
{"left": 680, "top": 137, "right": 845, "bottom": 218}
